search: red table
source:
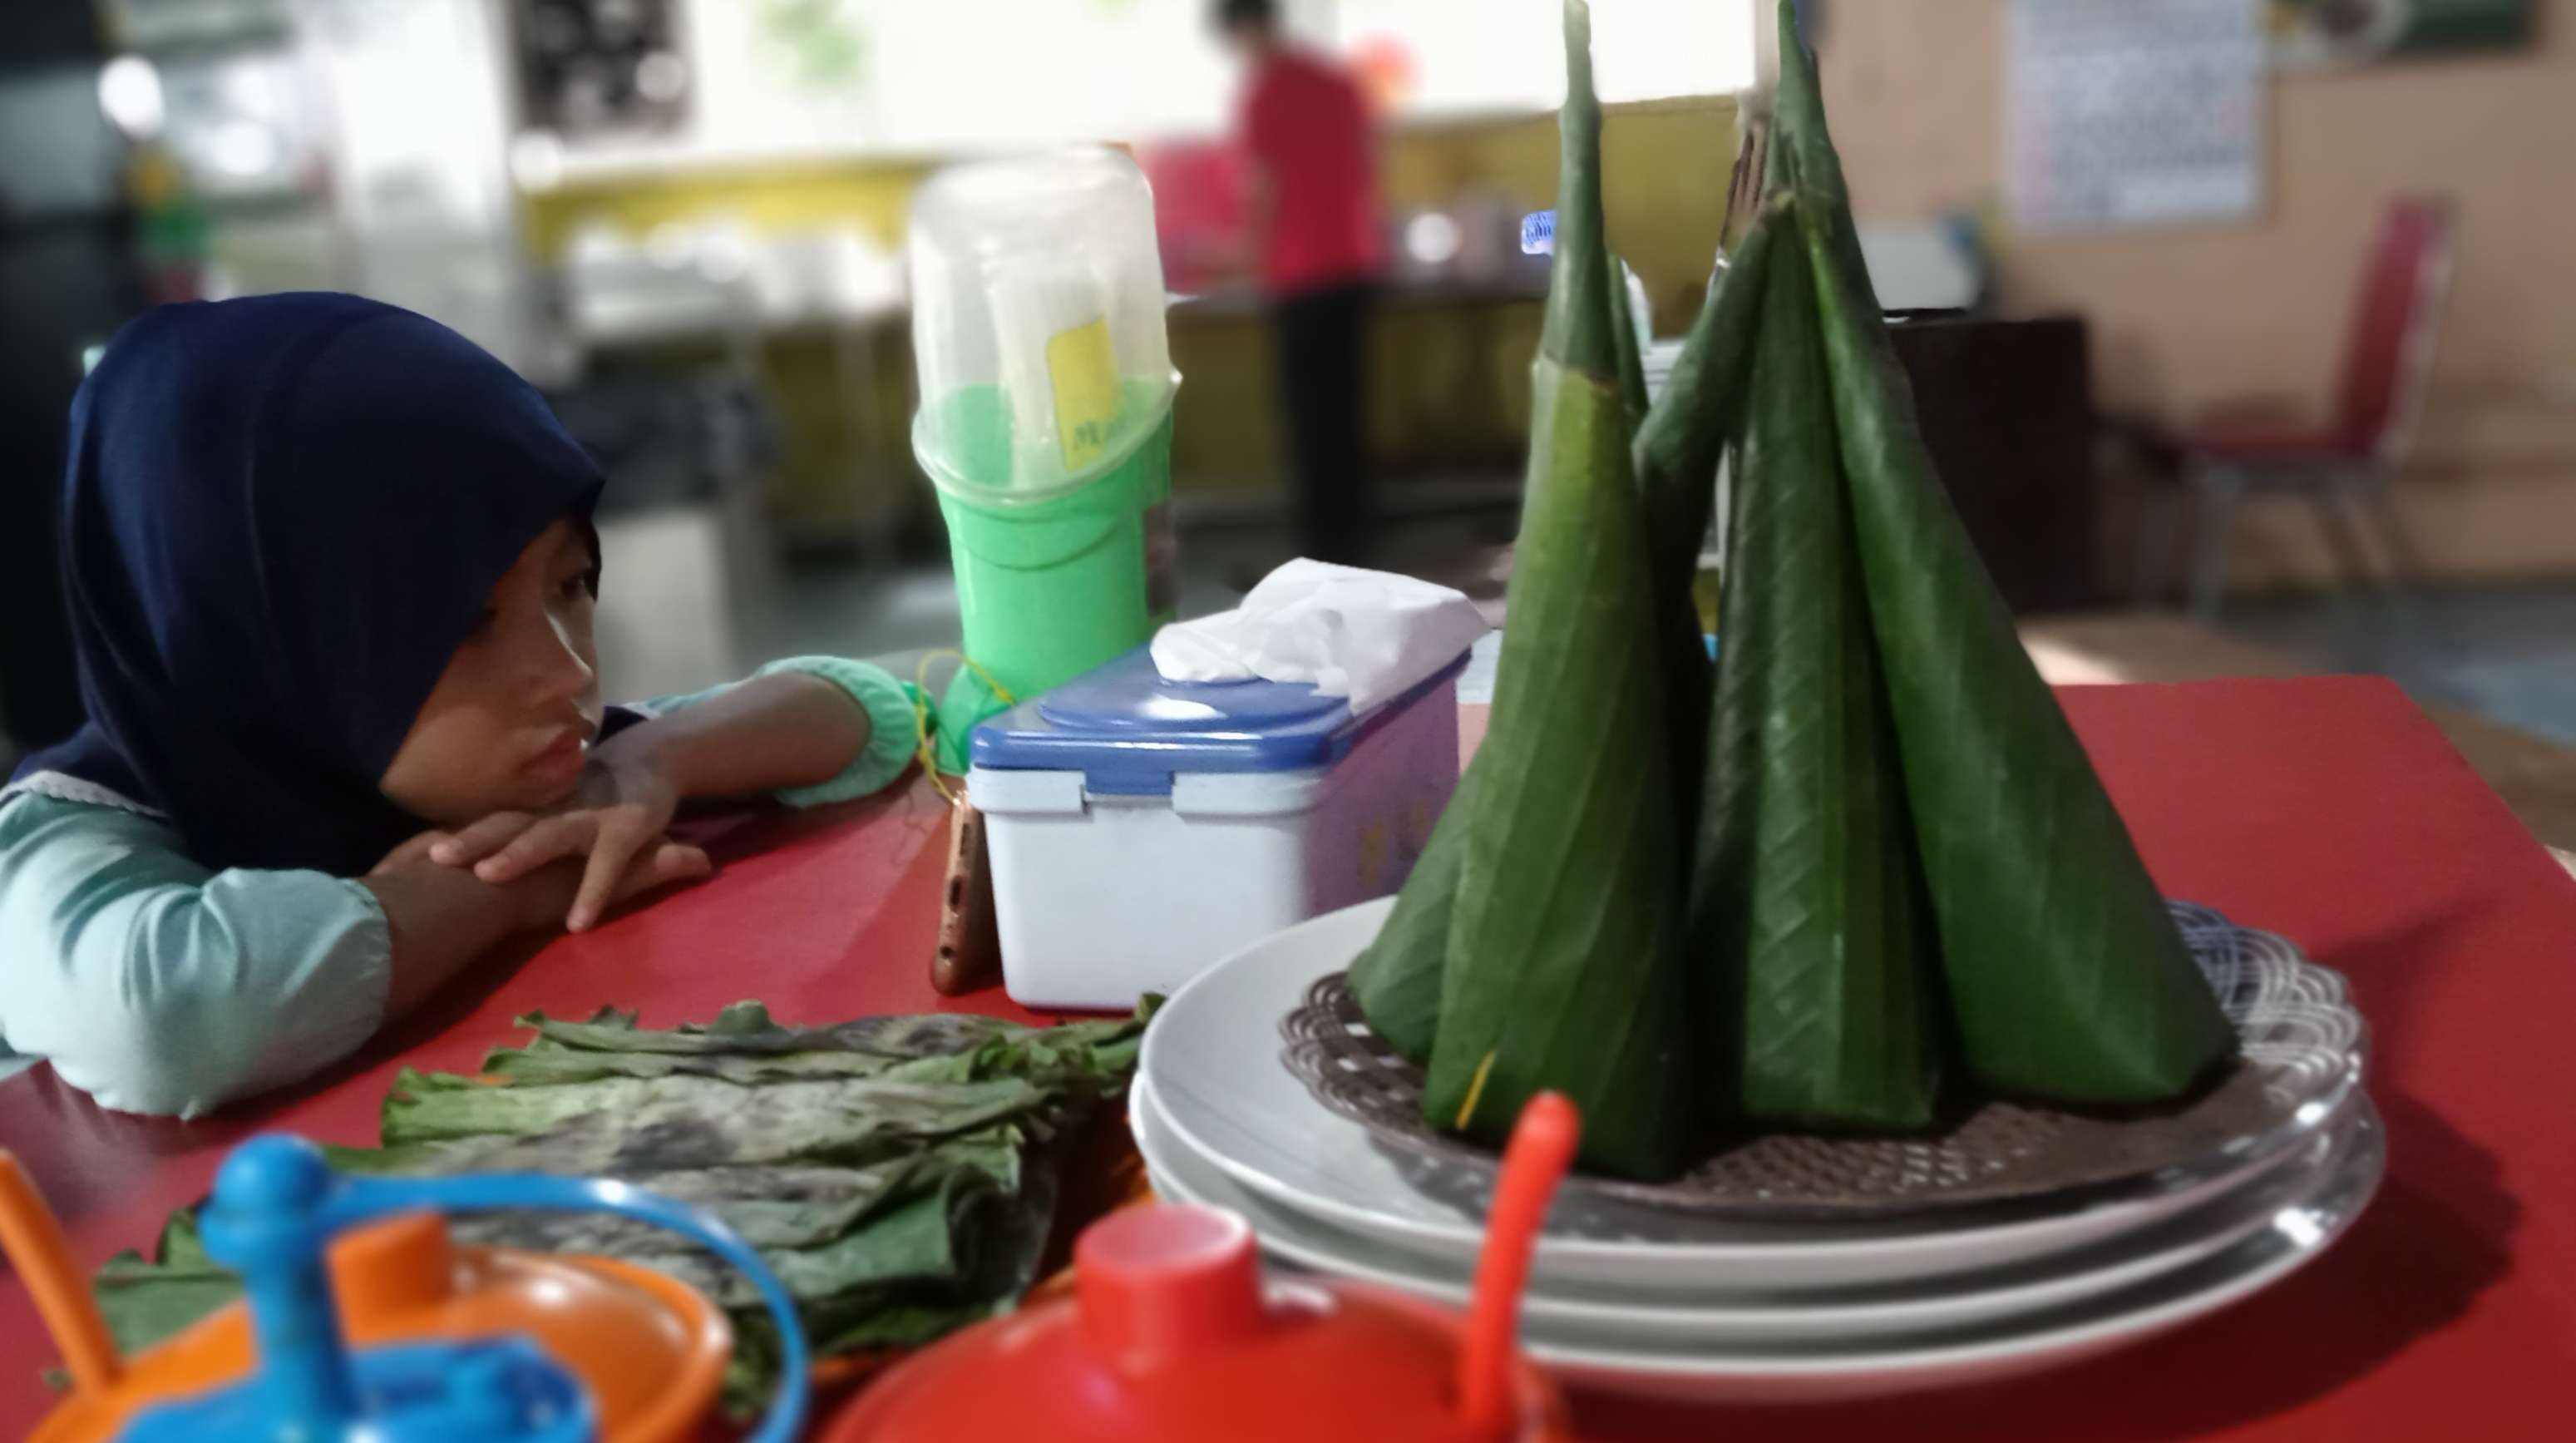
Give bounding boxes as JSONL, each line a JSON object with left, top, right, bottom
{"left": 7, "top": 677, "right": 2574, "bottom": 1441}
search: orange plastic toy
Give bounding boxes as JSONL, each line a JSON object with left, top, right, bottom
{"left": 0, "top": 1151, "right": 728, "bottom": 1443}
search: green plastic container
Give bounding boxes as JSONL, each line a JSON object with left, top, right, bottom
{"left": 909, "top": 148, "right": 1183, "bottom": 770}
{"left": 918, "top": 379, "right": 1178, "bottom": 772}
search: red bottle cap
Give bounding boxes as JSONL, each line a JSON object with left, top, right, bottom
{"left": 822, "top": 1204, "right": 1568, "bottom": 1443}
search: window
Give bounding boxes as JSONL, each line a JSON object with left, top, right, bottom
{"left": 547, "top": 0, "right": 1755, "bottom": 171}
{"left": 1337, "top": 0, "right": 1756, "bottom": 117}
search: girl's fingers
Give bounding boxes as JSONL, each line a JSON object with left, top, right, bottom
{"left": 633, "top": 843, "right": 713, "bottom": 898}
{"left": 567, "top": 815, "right": 651, "bottom": 932}
{"left": 475, "top": 813, "right": 599, "bottom": 882}
{"left": 656, "top": 843, "right": 713, "bottom": 883}
{"left": 575, "top": 839, "right": 711, "bottom": 933}
{"left": 391, "top": 831, "right": 452, "bottom": 872}
{"left": 434, "top": 812, "right": 540, "bottom": 867}
{"left": 370, "top": 830, "right": 453, "bottom": 877}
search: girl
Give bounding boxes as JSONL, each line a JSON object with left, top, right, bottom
{"left": 0, "top": 294, "right": 926, "bottom": 1117}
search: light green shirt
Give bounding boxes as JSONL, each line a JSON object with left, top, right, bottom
{"left": 0, "top": 655, "right": 924, "bottom": 1117}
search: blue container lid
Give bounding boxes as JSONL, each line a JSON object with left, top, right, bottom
{"left": 969, "top": 645, "right": 1467, "bottom": 797}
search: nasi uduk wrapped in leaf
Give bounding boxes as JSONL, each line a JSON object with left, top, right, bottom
{"left": 1693, "top": 205, "right": 1946, "bottom": 1130}
{"left": 1412, "top": 0, "right": 1695, "bottom": 1180}
{"left": 1769, "top": 0, "right": 2234, "bottom": 1102}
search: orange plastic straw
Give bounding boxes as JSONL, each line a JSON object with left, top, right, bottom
{"left": 0, "top": 1151, "right": 124, "bottom": 1395}
{"left": 1455, "top": 1092, "right": 1581, "bottom": 1436}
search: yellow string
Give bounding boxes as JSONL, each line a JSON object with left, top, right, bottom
{"left": 913, "top": 650, "right": 1018, "bottom": 807}
{"left": 1454, "top": 1049, "right": 1500, "bottom": 1131}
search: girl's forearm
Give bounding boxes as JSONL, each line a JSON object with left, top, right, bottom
{"left": 598, "top": 672, "right": 871, "bottom": 801}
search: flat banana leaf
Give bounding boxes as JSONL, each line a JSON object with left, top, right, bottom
{"left": 1344, "top": 752, "right": 1483, "bottom": 1064}
{"left": 427, "top": 1158, "right": 930, "bottom": 1253}
{"left": 1695, "top": 220, "right": 1943, "bottom": 1129}
{"left": 1772, "top": 5, "right": 2234, "bottom": 1100}
{"left": 482, "top": 1045, "right": 971, "bottom": 1085}
{"left": 483, "top": 1011, "right": 1146, "bottom": 1089}
{"left": 91, "top": 1212, "right": 238, "bottom": 1357}
{"left": 509, "top": 1005, "right": 1089, "bottom": 1060}
{"left": 1633, "top": 208, "right": 1782, "bottom": 803}
{"left": 86, "top": 1134, "right": 1029, "bottom": 1381}
{"left": 378, "top": 1070, "right": 1046, "bottom": 1159}
{"left": 1421, "top": 0, "right": 1693, "bottom": 1182}
{"left": 84, "top": 1003, "right": 1144, "bottom": 1421}
{"left": 581, "top": 1180, "right": 987, "bottom": 1309}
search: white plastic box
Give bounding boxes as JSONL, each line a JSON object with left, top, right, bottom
{"left": 966, "top": 647, "right": 1466, "bottom": 1011}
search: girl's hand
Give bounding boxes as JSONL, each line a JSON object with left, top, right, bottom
{"left": 376, "top": 819, "right": 708, "bottom": 932}
{"left": 557, "top": 836, "right": 713, "bottom": 932}
{"left": 469, "top": 833, "right": 708, "bottom": 933}
{"left": 372, "top": 828, "right": 457, "bottom": 877}
{"left": 430, "top": 751, "right": 685, "bottom": 931}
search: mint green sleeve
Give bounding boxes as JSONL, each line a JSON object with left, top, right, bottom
{"left": 636, "top": 655, "right": 927, "bottom": 808}
{"left": 0, "top": 794, "right": 392, "bottom": 1117}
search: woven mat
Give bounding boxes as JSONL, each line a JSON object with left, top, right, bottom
{"left": 1280, "top": 902, "right": 2365, "bottom": 1220}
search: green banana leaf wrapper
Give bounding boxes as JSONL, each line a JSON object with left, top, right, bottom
{"left": 1350, "top": 50, "right": 1779, "bottom": 1080}
{"left": 1634, "top": 211, "right": 1780, "bottom": 806}
{"left": 1769, "top": 0, "right": 2235, "bottom": 1101}
{"left": 1695, "top": 212, "right": 1945, "bottom": 1129}
{"left": 1344, "top": 753, "right": 1478, "bottom": 1064}
{"left": 1417, "top": 0, "right": 1694, "bottom": 1182}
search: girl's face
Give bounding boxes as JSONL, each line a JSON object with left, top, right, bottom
{"left": 379, "top": 519, "right": 603, "bottom": 826}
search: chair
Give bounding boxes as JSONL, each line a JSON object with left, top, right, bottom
{"left": 2132, "top": 198, "right": 2456, "bottom": 618}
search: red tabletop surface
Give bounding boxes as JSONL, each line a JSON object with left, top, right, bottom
{"left": 7, "top": 676, "right": 2574, "bottom": 1441}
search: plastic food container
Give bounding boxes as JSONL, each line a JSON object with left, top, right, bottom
{"left": 967, "top": 646, "right": 1468, "bottom": 1011}
{"left": 909, "top": 147, "right": 1182, "bottom": 771}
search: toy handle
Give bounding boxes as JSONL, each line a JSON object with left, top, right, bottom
{"left": 0, "top": 1151, "right": 125, "bottom": 1394}
{"left": 329, "top": 1174, "right": 809, "bottom": 1443}
{"left": 1456, "top": 1093, "right": 1579, "bottom": 1437}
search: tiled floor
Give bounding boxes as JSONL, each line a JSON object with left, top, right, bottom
{"left": 2223, "top": 585, "right": 2576, "bottom": 747}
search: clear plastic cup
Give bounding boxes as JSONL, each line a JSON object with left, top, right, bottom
{"left": 910, "top": 146, "right": 1178, "bottom": 502}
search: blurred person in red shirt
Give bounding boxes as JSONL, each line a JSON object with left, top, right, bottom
{"left": 1216, "top": 0, "right": 1385, "bottom": 566}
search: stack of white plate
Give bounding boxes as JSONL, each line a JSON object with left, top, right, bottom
{"left": 1134, "top": 899, "right": 2381, "bottom": 1404}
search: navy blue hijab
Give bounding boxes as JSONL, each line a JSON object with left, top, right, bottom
{"left": 12, "top": 294, "right": 605, "bottom": 877}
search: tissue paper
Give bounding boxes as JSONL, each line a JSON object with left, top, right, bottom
{"left": 1150, "top": 560, "right": 1489, "bottom": 715}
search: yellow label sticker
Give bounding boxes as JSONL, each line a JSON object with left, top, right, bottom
{"left": 1046, "top": 317, "right": 1119, "bottom": 472}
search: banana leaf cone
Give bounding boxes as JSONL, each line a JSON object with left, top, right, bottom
{"left": 1414, "top": 0, "right": 1695, "bottom": 1181}
{"left": 1344, "top": 756, "right": 1480, "bottom": 1065}
{"left": 1770, "top": 1, "right": 2235, "bottom": 1102}
{"left": 1632, "top": 211, "right": 1779, "bottom": 810}
{"left": 1349, "top": 128, "right": 1769, "bottom": 1079}
{"left": 1351, "top": 126, "right": 1778, "bottom": 1081}
{"left": 1693, "top": 211, "right": 1945, "bottom": 1130}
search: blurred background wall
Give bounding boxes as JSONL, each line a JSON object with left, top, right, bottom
{"left": 1821, "top": 0, "right": 2576, "bottom": 591}
{"left": 0, "top": 0, "right": 141, "bottom": 748}
{"left": 510, "top": 96, "right": 1742, "bottom": 538}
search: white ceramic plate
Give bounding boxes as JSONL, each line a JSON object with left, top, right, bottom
{"left": 1134, "top": 1076, "right": 2358, "bottom": 1347}
{"left": 1526, "top": 1107, "right": 2383, "bottom": 1404}
{"left": 1143, "top": 1081, "right": 2383, "bottom": 1403}
{"left": 1141, "top": 897, "right": 2344, "bottom": 1293}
